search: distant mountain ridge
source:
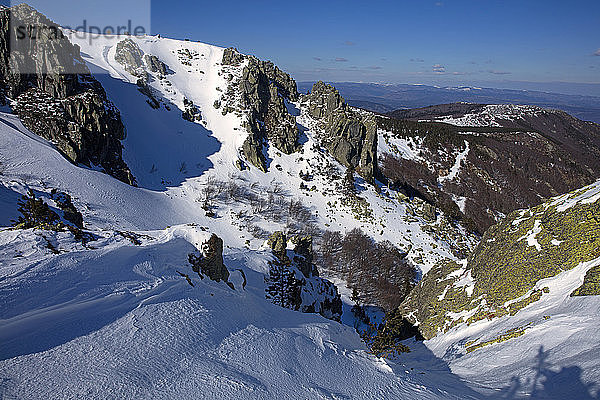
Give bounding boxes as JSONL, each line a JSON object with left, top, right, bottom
{"left": 298, "top": 81, "right": 600, "bottom": 124}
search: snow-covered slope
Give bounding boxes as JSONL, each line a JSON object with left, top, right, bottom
{"left": 2, "top": 26, "right": 599, "bottom": 399}
{"left": 0, "top": 31, "right": 477, "bottom": 398}
{"left": 0, "top": 223, "right": 478, "bottom": 399}
{"left": 65, "top": 32, "right": 474, "bottom": 272}
{"left": 0, "top": 113, "right": 478, "bottom": 399}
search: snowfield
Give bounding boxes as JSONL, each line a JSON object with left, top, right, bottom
{"left": 1, "top": 31, "right": 599, "bottom": 399}
{"left": 1, "top": 226, "right": 475, "bottom": 399}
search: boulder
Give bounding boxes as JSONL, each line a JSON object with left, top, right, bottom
{"left": 189, "top": 234, "right": 230, "bottom": 283}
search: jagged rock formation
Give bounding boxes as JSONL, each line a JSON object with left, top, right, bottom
{"left": 221, "top": 47, "right": 299, "bottom": 172}
{"left": 266, "top": 231, "right": 342, "bottom": 321}
{"left": 303, "top": 81, "right": 378, "bottom": 182}
{"left": 114, "top": 38, "right": 146, "bottom": 78}
{"left": 182, "top": 98, "right": 201, "bottom": 122}
{"left": 188, "top": 234, "right": 230, "bottom": 283}
{"left": 379, "top": 105, "right": 600, "bottom": 233}
{"left": 144, "top": 54, "right": 167, "bottom": 77}
{"left": 399, "top": 181, "right": 600, "bottom": 339}
{"left": 0, "top": 4, "right": 134, "bottom": 185}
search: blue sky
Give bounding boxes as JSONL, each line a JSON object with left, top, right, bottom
{"left": 8, "top": 0, "right": 600, "bottom": 90}
{"left": 150, "top": 0, "right": 600, "bottom": 87}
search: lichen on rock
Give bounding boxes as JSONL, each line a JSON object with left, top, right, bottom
{"left": 399, "top": 181, "right": 600, "bottom": 339}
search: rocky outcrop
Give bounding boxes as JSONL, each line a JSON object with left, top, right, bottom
{"left": 188, "top": 234, "right": 230, "bottom": 283}
{"left": 303, "top": 81, "right": 378, "bottom": 182}
{"left": 399, "top": 181, "right": 600, "bottom": 339}
{"left": 0, "top": 4, "right": 134, "bottom": 185}
{"left": 265, "top": 231, "right": 342, "bottom": 321}
{"left": 221, "top": 48, "right": 300, "bottom": 172}
{"left": 572, "top": 265, "right": 600, "bottom": 296}
{"left": 221, "top": 47, "right": 245, "bottom": 67}
{"left": 115, "top": 38, "right": 146, "bottom": 78}
{"left": 182, "top": 98, "right": 201, "bottom": 122}
{"left": 289, "top": 234, "right": 318, "bottom": 278}
{"left": 144, "top": 54, "right": 167, "bottom": 76}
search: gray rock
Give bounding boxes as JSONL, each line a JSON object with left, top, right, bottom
{"left": 182, "top": 98, "right": 202, "bottom": 122}
{"left": 114, "top": 38, "right": 146, "bottom": 79}
{"left": 144, "top": 54, "right": 167, "bottom": 76}
{"left": 289, "top": 235, "right": 318, "bottom": 278}
{"left": 303, "top": 81, "right": 378, "bottom": 183}
{"left": 0, "top": 5, "right": 135, "bottom": 185}
{"left": 189, "top": 234, "right": 230, "bottom": 283}
{"left": 222, "top": 47, "right": 245, "bottom": 66}
{"left": 221, "top": 50, "right": 300, "bottom": 171}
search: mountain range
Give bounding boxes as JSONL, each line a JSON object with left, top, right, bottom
{"left": 1, "top": 4, "right": 599, "bottom": 399}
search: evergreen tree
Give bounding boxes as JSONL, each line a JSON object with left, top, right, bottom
{"left": 12, "top": 190, "right": 59, "bottom": 228}
{"left": 265, "top": 260, "right": 299, "bottom": 309}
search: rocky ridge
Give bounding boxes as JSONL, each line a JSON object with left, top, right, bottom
{"left": 0, "top": 4, "right": 134, "bottom": 185}
{"left": 266, "top": 231, "right": 342, "bottom": 321}
{"left": 303, "top": 81, "right": 378, "bottom": 183}
{"left": 220, "top": 47, "right": 299, "bottom": 172}
{"left": 378, "top": 106, "right": 600, "bottom": 233}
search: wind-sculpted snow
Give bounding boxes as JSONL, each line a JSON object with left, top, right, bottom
{"left": 0, "top": 226, "right": 482, "bottom": 399}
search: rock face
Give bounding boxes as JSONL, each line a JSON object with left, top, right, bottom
{"left": 303, "top": 81, "right": 378, "bottom": 182}
{"left": 189, "top": 234, "right": 230, "bottom": 283}
{"left": 0, "top": 5, "right": 134, "bottom": 185}
{"left": 114, "top": 38, "right": 145, "bottom": 78}
{"left": 399, "top": 181, "right": 600, "bottom": 339}
{"left": 265, "top": 231, "right": 342, "bottom": 321}
{"left": 182, "top": 98, "right": 201, "bottom": 122}
{"left": 571, "top": 265, "right": 600, "bottom": 296}
{"left": 144, "top": 54, "right": 167, "bottom": 77}
{"left": 221, "top": 48, "right": 300, "bottom": 172}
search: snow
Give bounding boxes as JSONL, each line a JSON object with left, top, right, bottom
{"left": 0, "top": 31, "right": 482, "bottom": 398}
{"left": 519, "top": 220, "right": 543, "bottom": 251}
{"left": 378, "top": 130, "right": 424, "bottom": 162}
{"left": 550, "top": 180, "right": 600, "bottom": 212}
{"left": 452, "top": 195, "right": 467, "bottom": 214}
{"left": 438, "top": 141, "right": 469, "bottom": 185}
{"left": 436, "top": 104, "right": 545, "bottom": 127}
{"left": 427, "top": 256, "right": 600, "bottom": 397}
{"left": 1, "top": 30, "right": 599, "bottom": 399}
{"left": 453, "top": 270, "right": 475, "bottom": 297}
{"left": 0, "top": 227, "right": 471, "bottom": 399}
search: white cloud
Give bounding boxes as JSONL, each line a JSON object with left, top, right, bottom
{"left": 432, "top": 64, "right": 446, "bottom": 74}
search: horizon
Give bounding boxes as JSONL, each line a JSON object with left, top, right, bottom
{"left": 5, "top": 0, "right": 600, "bottom": 97}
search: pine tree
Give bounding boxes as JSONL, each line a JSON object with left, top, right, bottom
{"left": 12, "top": 190, "right": 59, "bottom": 228}
{"left": 265, "top": 260, "right": 299, "bottom": 309}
